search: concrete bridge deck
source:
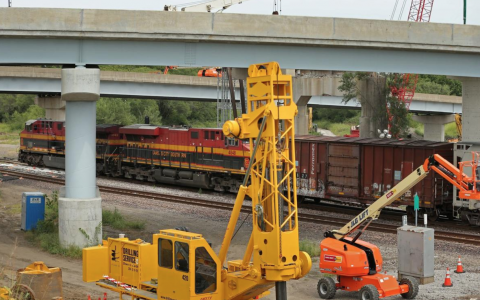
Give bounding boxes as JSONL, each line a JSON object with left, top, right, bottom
{"left": 0, "top": 67, "right": 462, "bottom": 114}
{"left": 1, "top": 8, "right": 480, "bottom": 77}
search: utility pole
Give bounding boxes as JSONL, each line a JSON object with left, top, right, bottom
{"left": 8, "top": 0, "right": 12, "bottom": 7}
{"left": 463, "top": 0, "right": 467, "bottom": 24}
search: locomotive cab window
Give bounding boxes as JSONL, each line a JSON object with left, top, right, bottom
{"left": 191, "top": 131, "right": 199, "bottom": 139}
{"left": 57, "top": 123, "right": 63, "bottom": 131}
{"left": 158, "top": 238, "right": 173, "bottom": 269}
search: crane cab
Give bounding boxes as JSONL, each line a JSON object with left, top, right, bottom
{"left": 155, "top": 229, "right": 221, "bottom": 300}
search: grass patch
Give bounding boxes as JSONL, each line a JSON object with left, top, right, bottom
{"left": 6, "top": 204, "right": 21, "bottom": 215}
{"left": 313, "top": 120, "right": 353, "bottom": 137}
{"left": 103, "top": 208, "right": 146, "bottom": 230}
{"left": 445, "top": 122, "right": 459, "bottom": 139}
{"left": 0, "top": 123, "right": 20, "bottom": 145}
{"left": 299, "top": 240, "right": 320, "bottom": 257}
{"left": 25, "top": 232, "right": 82, "bottom": 258}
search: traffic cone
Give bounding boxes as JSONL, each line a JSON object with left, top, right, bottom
{"left": 442, "top": 267, "right": 453, "bottom": 287}
{"left": 87, "top": 296, "right": 91, "bottom": 300}
{"left": 103, "top": 293, "right": 107, "bottom": 300}
{"left": 454, "top": 256, "right": 465, "bottom": 273}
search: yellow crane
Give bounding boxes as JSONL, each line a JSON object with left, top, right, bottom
{"left": 83, "top": 62, "right": 311, "bottom": 300}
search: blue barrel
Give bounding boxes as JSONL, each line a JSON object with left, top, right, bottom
{"left": 21, "top": 192, "right": 45, "bottom": 231}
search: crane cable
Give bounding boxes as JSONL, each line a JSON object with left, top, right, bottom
{"left": 398, "top": 0, "right": 409, "bottom": 20}
{"left": 391, "top": 0, "right": 409, "bottom": 20}
{"left": 390, "top": 0, "right": 400, "bottom": 20}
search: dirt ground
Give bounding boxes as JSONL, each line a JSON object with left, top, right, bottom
{"left": 0, "top": 139, "right": 479, "bottom": 300}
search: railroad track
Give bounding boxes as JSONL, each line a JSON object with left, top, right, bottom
{"left": 2, "top": 168, "right": 480, "bottom": 246}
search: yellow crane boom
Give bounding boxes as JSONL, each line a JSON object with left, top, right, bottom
{"left": 82, "top": 62, "right": 311, "bottom": 300}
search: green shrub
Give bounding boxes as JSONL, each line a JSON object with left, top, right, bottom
{"left": 299, "top": 240, "right": 320, "bottom": 257}
{"left": 103, "top": 207, "right": 146, "bottom": 230}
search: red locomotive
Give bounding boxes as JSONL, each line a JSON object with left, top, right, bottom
{"left": 19, "top": 119, "right": 249, "bottom": 192}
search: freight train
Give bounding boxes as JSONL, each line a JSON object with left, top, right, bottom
{"left": 18, "top": 119, "right": 479, "bottom": 225}
{"left": 19, "top": 119, "right": 249, "bottom": 193}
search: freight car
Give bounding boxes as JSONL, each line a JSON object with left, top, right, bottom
{"left": 19, "top": 119, "right": 477, "bottom": 224}
{"left": 295, "top": 136, "right": 454, "bottom": 221}
{"left": 18, "top": 119, "right": 249, "bottom": 192}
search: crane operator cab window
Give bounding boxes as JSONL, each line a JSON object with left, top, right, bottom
{"left": 175, "top": 242, "right": 189, "bottom": 272}
{"left": 195, "top": 247, "right": 217, "bottom": 294}
{"left": 158, "top": 238, "right": 173, "bottom": 269}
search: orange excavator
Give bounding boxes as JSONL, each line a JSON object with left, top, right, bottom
{"left": 317, "top": 152, "right": 480, "bottom": 299}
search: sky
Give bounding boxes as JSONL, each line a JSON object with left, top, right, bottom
{"left": 1, "top": 0, "right": 479, "bottom": 25}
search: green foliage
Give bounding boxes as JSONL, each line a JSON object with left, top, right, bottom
{"left": 5, "top": 105, "right": 45, "bottom": 131}
{"left": 25, "top": 231, "right": 82, "bottom": 258}
{"left": 417, "top": 75, "right": 462, "bottom": 96}
{"left": 386, "top": 96, "right": 410, "bottom": 137}
{"left": 312, "top": 108, "right": 360, "bottom": 124}
{"left": 103, "top": 208, "right": 146, "bottom": 230}
{"left": 338, "top": 72, "right": 369, "bottom": 104}
{"left": 0, "top": 94, "right": 35, "bottom": 123}
{"left": 36, "top": 191, "right": 59, "bottom": 234}
{"left": 79, "top": 222, "right": 102, "bottom": 246}
{"left": 299, "top": 240, "right": 320, "bottom": 257}
{"left": 100, "top": 65, "right": 201, "bottom": 76}
{"left": 26, "top": 191, "right": 82, "bottom": 258}
{"left": 96, "top": 98, "right": 162, "bottom": 125}
{"left": 158, "top": 100, "right": 217, "bottom": 127}
{"left": 444, "top": 122, "right": 459, "bottom": 139}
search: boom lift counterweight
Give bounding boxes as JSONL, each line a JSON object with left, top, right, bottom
{"left": 317, "top": 152, "right": 480, "bottom": 300}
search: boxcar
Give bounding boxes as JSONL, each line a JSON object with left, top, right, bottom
{"left": 295, "top": 136, "right": 454, "bottom": 218}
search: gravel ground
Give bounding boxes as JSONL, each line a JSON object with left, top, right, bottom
{"left": 1, "top": 175, "right": 480, "bottom": 299}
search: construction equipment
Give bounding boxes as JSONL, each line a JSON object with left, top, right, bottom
{"left": 317, "top": 152, "right": 480, "bottom": 299}
{"left": 388, "top": 0, "right": 435, "bottom": 132}
{"left": 455, "top": 113, "right": 462, "bottom": 140}
{"left": 83, "top": 62, "right": 311, "bottom": 300}
{"left": 164, "top": 0, "right": 250, "bottom": 13}
{"left": 198, "top": 67, "right": 222, "bottom": 77}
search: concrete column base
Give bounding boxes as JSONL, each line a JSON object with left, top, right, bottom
{"left": 58, "top": 187, "right": 102, "bottom": 248}
{"left": 412, "top": 114, "right": 454, "bottom": 142}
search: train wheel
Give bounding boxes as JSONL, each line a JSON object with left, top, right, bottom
{"left": 424, "top": 208, "right": 440, "bottom": 223}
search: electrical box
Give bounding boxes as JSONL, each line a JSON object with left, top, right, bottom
{"left": 21, "top": 192, "right": 45, "bottom": 231}
{"left": 397, "top": 225, "right": 434, "bottom": 284}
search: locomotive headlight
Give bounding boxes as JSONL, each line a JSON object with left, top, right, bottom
{"left": 223, "top": 120, "right": 241, "bottom": 138}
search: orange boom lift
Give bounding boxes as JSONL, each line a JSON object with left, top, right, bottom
{"left": 317, "top": 152, "right": 480, "bottom": 299}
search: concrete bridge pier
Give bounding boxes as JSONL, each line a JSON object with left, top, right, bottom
{"left": 295, "top": 96, "right": 311, "bottom": 135}
{"left": 412, "top": 114, "right": 455, "bottom": 142}
{"left": 358, "top": 77, "right": 387, "bottom": 138}
{"left": 458, "top": 77, "right": 480, "bottom": 142}
{"left": 58, "top": 66, "right": 102, "bottom": 248}
{"left": 34, "top": 95, "right": 65, "bottom": 120}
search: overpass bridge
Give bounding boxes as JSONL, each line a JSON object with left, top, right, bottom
{"left": 1, "top": 7, "right": 479, "bottom": 248}
{"left": 0, "top": 66, "right": 462, "bottom": 115}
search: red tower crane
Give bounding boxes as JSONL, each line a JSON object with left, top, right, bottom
{"left": 388, "top": 0, "right": 435, "bottom": 131}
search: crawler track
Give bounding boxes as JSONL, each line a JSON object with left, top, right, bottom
{"left": 1, "top": 168, "right": 480, "bottom": 246}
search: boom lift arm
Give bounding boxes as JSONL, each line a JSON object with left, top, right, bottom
{"left": 327, "top": 152, "right": 480, "bottom": 241}
{"left": 316, "top": 152, "right": 480, "bottom": 299}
